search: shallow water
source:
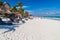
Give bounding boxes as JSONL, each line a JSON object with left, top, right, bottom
{"left": 42, "top": 16, "right": 60, "bottom": 21}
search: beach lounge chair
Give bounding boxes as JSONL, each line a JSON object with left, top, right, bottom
{"left": 0, "top": 18, "right": 12, "bottom": 25}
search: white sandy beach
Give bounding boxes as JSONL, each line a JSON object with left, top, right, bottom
{"left": 0, "top": 17, "right": 60, "bottom": 40}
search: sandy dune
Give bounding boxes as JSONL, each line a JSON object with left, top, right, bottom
{"left": 0, "top": 17, "right": 60, "bottom": 40}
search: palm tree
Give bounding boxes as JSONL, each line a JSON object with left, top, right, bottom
{"left": 0, "top": 0, "right": 5, "bottom": 18}
{"left": 24, "top": 11, "right": 29, "bottom": 18}
{"left": 0, "top": 0, "right": 3, "bottom": 8}
{"left": 10, "top": 6, "right": 17, "bottom": 12}
{"left": 0, "top": 0, "right": 4, "bottom": 12}
{"left": 19, "top": 8, "right": 24, "bottom": 16}
{"left": 16, "top": 2, "right": 24, "bottom": 16}
{"left": 17, "top": 2, "right": 23, "bottom": 8}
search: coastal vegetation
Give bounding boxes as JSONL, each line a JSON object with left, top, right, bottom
{"left": 0, "top": 0, "right": 30, "bottom": 19}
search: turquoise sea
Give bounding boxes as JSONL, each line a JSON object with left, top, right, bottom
{"left": 42, "top": 16, "right": 60, "bottom": 21}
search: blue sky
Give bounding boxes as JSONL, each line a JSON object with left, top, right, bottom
{"left": 2, "top": 0, "right": 60, "bottom": 16}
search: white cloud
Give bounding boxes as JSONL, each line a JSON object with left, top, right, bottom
{"left": 23, "top": 6, "right": 29, "bottom": 8}
{"left": 16, "top": 6, "right": 29, "bottom": 9}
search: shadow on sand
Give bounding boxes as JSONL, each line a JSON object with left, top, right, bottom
{"left": 0, "top": 21, "right": 25, "bottom": 34}
{"left": 0, "top": 24, "right": 19, "bottom": 34}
